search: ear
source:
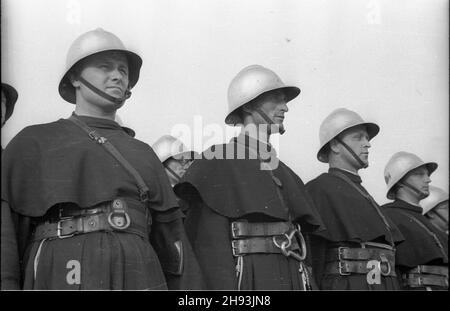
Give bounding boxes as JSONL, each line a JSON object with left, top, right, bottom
{"left": 329, "top": 138, "right": 340, "bottom": 153}
{"left": 69, "top": 73, "right": 81, "bottom": 88}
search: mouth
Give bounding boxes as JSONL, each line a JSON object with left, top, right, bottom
{"left": 106, "top": 86, "right": 124, "bottom": 96}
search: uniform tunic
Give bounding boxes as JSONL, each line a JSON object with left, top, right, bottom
{"left": 174, "top": 134, "right": 325, "bottom": 290}
{"left": 1, "top": 114, "right": 202, "bottom": 290}
{"left": 305, "top": 168, "right": 404, "bottom": 290}
{"left": 382, "top": 200, "right": 448, "bottom": 290}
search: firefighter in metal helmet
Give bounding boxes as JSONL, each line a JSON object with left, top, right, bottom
{"left": 382, "top": 152, "right": 448, "bottom": 290}
{"left": 1, "top": 28, "right": 203, "bottom": 290}
{"left": 225, "top": 64, "right": 300, "bottom": 136}
{"left": 306, "top": 108, "right": 404, "bottom": 290}
{"left": 173, "top": 64, "right": 324, "bottom": 290}
{"left": 152, "top": 135, "right": 197, "bottom": 187}
{"left": 421, "top": 185, "right": 449, "bottom": 235}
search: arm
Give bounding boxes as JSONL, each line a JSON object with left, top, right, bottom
{"left": 150, "top": 207, "right": 204, "bottom": 290}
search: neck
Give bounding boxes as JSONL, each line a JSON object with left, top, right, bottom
{"left": 75, "top": 101, "right": 117, "bottom": 121}
{"left": 396, "top": 190, "right": 421, "bottom": 206}
{"left": 329, "top": 157, "right": 359, "bottom": 174}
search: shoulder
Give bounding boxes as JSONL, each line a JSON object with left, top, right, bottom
{"left": 305, "top": 172, "right": 335, "bottom": 189}
{"left": 5, "top": 120, "right": 66, "bottom": 149}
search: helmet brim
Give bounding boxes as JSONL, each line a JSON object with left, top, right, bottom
{"left": 386, "top": 161, "right": 438, "bottom": 199}
{"left": 59, "top": 49, "right": 142, "bottom": 104}
{"left": 224, "top": 86, "right": 301, "bottom": 125}
{"left": 317, "top": 122, "right": 380, "bottom": 163}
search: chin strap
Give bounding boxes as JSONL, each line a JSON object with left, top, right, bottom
{"left": 164, "top": 164, "right": 181, "bottom": 183}
{"left": 399, "top": 181, "right": 428, "bottom": 199}
{"left": 335, "top": 137, "right": 367, "bottom": 169}
{"left": 78, "top": 76, "right": 131, "bottom": 105}
{"left": 254, "top": 107, "right": 285, "bottom": 135}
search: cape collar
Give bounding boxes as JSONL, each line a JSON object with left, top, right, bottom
{"left": 329, "top": 167, "right": 362, "bottom": 184}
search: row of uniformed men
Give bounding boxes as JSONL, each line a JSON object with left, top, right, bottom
{"left": 1, "top": 28, "right": 448, "bottom": 290}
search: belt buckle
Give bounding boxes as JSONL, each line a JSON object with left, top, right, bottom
{"left": 57, "top": 218, "right": 75, "bottom": 239}
{"left": 338, "top": 261, "right": 351, "bottom": 276}
{"left": 231, "top": 222, "right": 240, "bottom": 239}
{"left": 231, "top": 240, "right": 240, "bottom": 257}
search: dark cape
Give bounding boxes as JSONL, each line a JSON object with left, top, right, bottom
{"left": 382, "top": 200, "right": 448, "bottom": 268}
{"left": 174, "top": 134, "right": 325, "bottom": 290}
{"left": 2, "top": 115, "right": 176, "bottom": 217}
{"left": 175, "top": 135, "right": 324, "bottom": 231}
{"left": 1, "top": 114, "right": 203, "bottom": 290}
{"left": 305, "top": 168, "right": 404, "bottom": 290}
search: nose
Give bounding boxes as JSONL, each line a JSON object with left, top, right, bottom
{"left": 279, "top": 102, "right": 288, "bottom": 113}
{"left": 110, "top": 67, "right": 125, "bottom": 81}
{"left": 363, "top": 136, "right": 371, "bottom": 148}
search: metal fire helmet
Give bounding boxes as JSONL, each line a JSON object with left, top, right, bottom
{"left": 225, "top": 65, "right": 300, "bottom": 125}
{"left": 383, "top": 151, "right": 438, "bottom": 200}
{"left": 317, "top": 108, "right": 380, "bottom": 163}
{"left": 421, "top": 185, "right": 449, "bottom": 215}
{"left": 1, "top": 83, "right": 18, "bottom": 123}
{"left": 58, "top": 28, "right": 143, "bottom": 104}
{"left": 152, "top": 135, "right": 196, "bottom": 163}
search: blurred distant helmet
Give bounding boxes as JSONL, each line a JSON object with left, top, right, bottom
{"left": 114, "top": 114, "right": 135, "bottom": 137}
{"left": 152, "top": 135, "right": 197, "bottom": 163}
{"left": 317, "top": 108, "right": 379, "bottom": 163}
{"left": 225, "top": 65, "right": 300, "bottom": 125}
{"left": 1, "top": 83, "right": 18, "bottom": 123}
{"left": 384, "top": 151, "right": 438, "bottom": 200}
{"left": 421, "top": 185, "right": 449, "bottom": 215}
{"left": 59, "top": 28, "right": 142, "bottom": 104}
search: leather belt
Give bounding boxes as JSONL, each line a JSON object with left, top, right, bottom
{"left": 324, "top": 244, "right": 396, "bottom": 277}
{"left": 407, "top": 265, "right": 448, "bottom": 277}
{"left": 326, "top": 246, "right": 395, "bottom": 262}
{"left": 33, "top": 199, "right": 149, "bottom": 241}
{"left": 230, "top": 221, "right": 307, "bottom": 261}
{"left": 231, "top": 221, "right": 292, "bottom": 238}
{"left": 403, "top": 275, "right": 448, "bottom": 288}
{"left": 402, "top": 265, "right": 449, "bottom": 289}
{"left": 325, "top": 260, "right": 396, "bottom": 277}
{"left": 232, "top": 236, "right": 299, "bottom": 256}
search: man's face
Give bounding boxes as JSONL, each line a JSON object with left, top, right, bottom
{"left": 402, "top": 166, "right": 431, "bottom": 198}
{"left": 336, "top": 125, "right": 371, "bottom": 169}
{"left": 164, "top": 156, "right": 193, "bottom": 186}
{"left": 1, "top": 91, "right": 6, "bottom": 127}
{"left": 251, "top": 90, "right": 288, "bottom": 132}
{"left": 73, "top": 51, "right": 129, "bottom": 111}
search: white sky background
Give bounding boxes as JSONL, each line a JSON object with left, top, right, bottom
{"left": 1, "top": 0, "right": 448, "bottom": 205}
